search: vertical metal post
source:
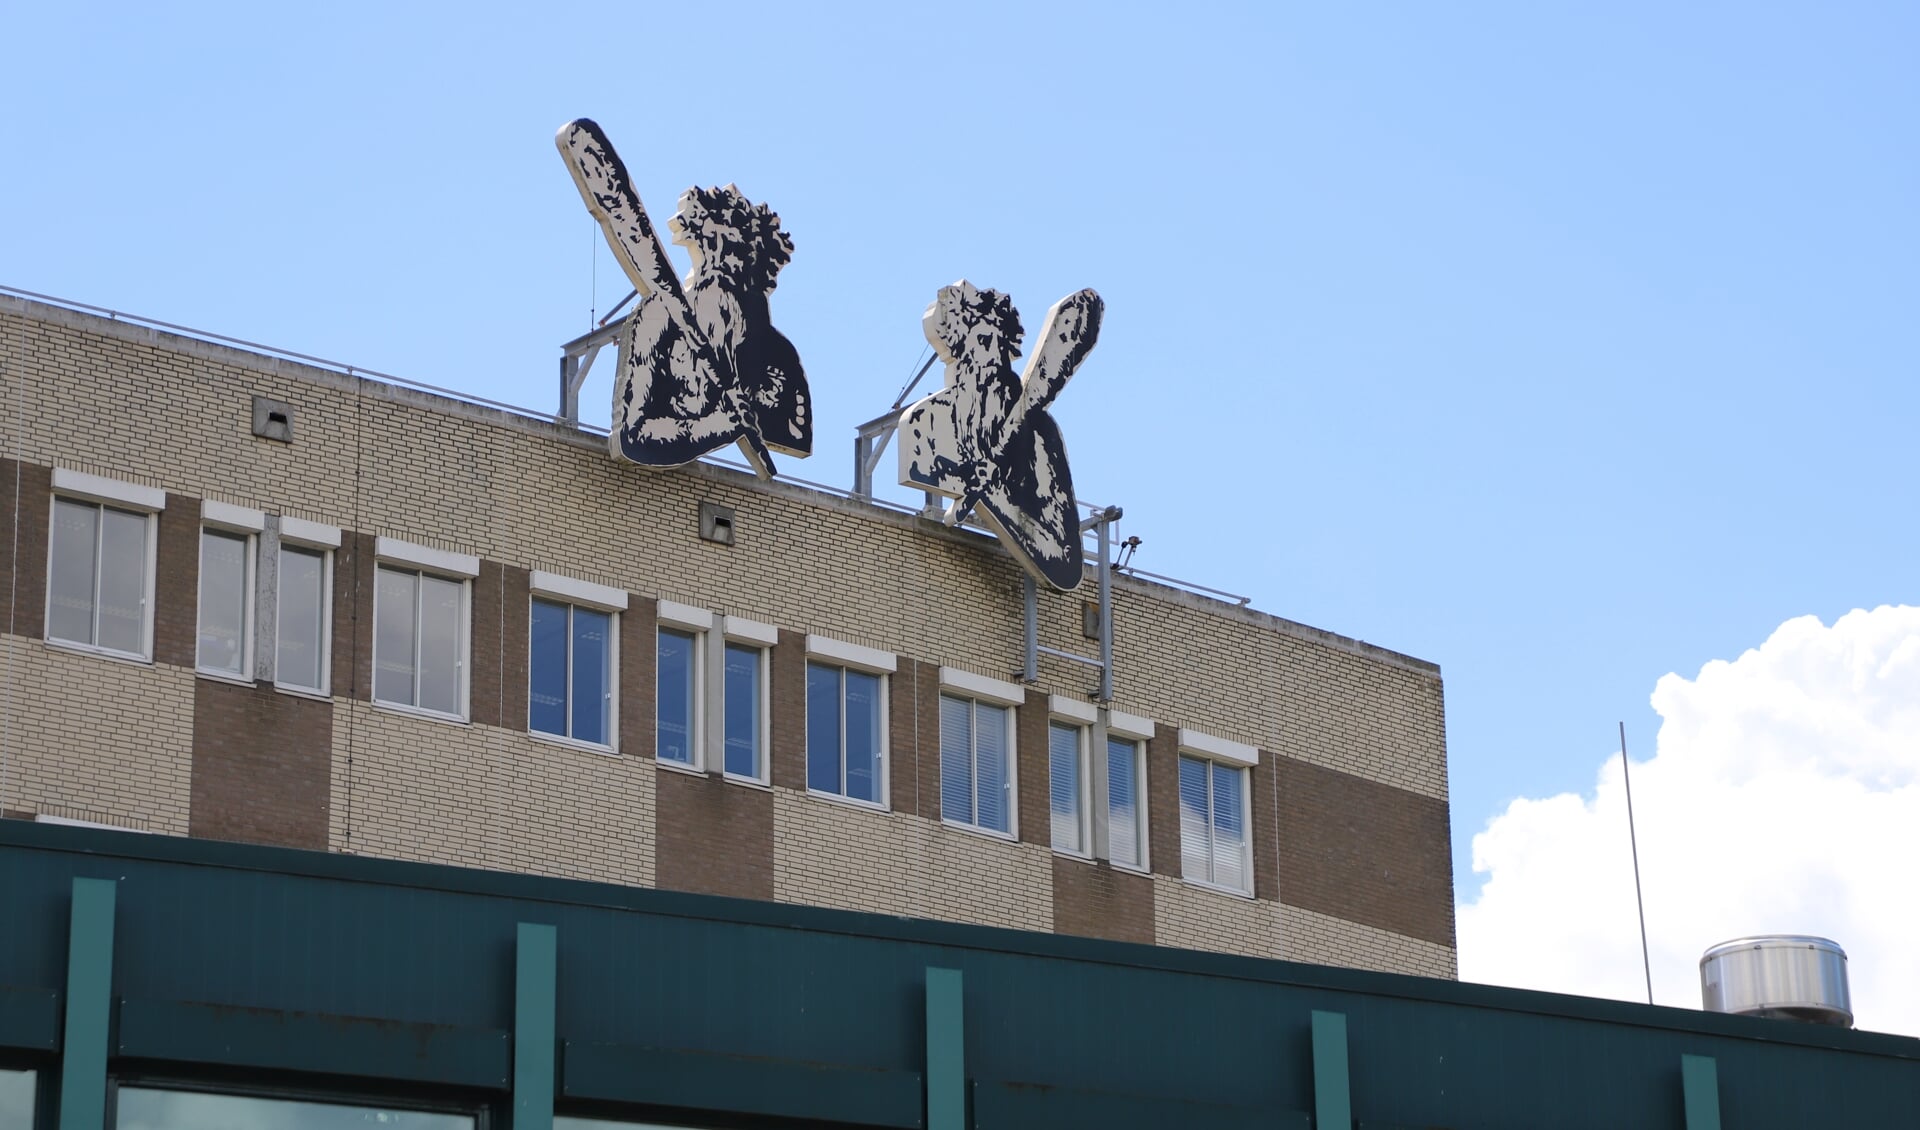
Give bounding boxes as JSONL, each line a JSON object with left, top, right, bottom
{"left": 925, "top": 968, "right": 965, "bottom": 1130}
{"left": 1097, "top": 513, "right": 1114, "bottom": 702}
{"left": 1022, "top": 576, "right": 1038, "bottom": 683}
{"left": 1681, "top": 1055, "right": 1720, "bottom": 1130}
{"left": 557, "top": 355, "right": 578, "bottom": 426}
{"left": 59, "top": 878, "right": 116, "bottom": 1130}
{"left": 1311, "top": 1010, "right": 1352, "bottom": 1130}
{"left": 514, "top": 923, "right": 558, "bottom": 1130}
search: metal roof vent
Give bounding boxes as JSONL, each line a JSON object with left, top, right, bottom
{"left": 1700, "top": 935, "right": 1852, "bottom": 1027}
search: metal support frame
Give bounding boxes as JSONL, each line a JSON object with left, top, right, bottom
{"left": 556, "top": 320, "right": 624, "bottom": 427}
{"left": 1022, "top": 505, "right": 1122, "bottom": 701}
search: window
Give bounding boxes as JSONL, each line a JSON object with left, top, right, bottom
{"left": 0, "top": 1069, "right": 33, "bottom": 1130}
{"left": 197, "top": 528, "right": 254, "bottom": 676}
{"left": 276, "top": 546, "right": 331, "bottom": 692}
{"left": 656, "top": 627, "right": 699, "bottom": 764}
{"left": 1106, "top": 732, "right": 1148, "bottom": 870}
{"left": 531, "top": 599, "right": 614, "bottom": 747}
{"left": 1176, "top": 731, "right": 1259, "bottom": 896}
{"left": 274, "top": 516, "right": 339, "bottom": 696}
{"left": 371, "top": 537, "right": 476, "bottom": 720}
{"left": 1048, "top": 720, "right": 1088, "bottom": 854}
{"left": 808, "top": 663, "right": 885, "bottom": 803}
{"left": 940, "top": 695, "right": 1013, "bottom": 836}
{"left": 114, "top": 1086, "right": 472, "bottom": 1130}
{"left": 805, "top": 636, "right": 894, "bottom": 806}
{"left": 722, "top": 640, "right": 767, "bottom": 779}
{"left": 47, "top": 497, "right": 157, "bottom": 659}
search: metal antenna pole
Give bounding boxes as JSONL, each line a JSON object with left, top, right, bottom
{"left": 1620, "top": 721, "right": 1654, "bottom": 1005}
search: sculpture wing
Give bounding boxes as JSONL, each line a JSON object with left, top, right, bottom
{"left": 975, "top": 411, "right": 1083, "bottom": 591}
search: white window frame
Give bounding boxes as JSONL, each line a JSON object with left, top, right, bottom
{"left": 45, "top": 470, "right": 165, "bottom": 663}
{"left": 936, "top": 667, "right": 1024, "bottom": 841}
{"left": 655, "top": 599, "right": 711, "bottom": 770}
{"left": 274, "top": 518, "right": 339, "bottom": 699}
{"left": 528, "top": 572, "right": 626, "bottom": 754}
{"left": 720, "top": 616, "right": 776, "bottom": 785}
{"left": 1046, "top": 715, "right": 1092, "bottom": 857}
{"left": 1176, "top": 730, "right": 1259, "bottom": 897}
{"left": 196, "top": 501, "right": 264, "bottom": 682}
{"left": 804, "top": 635, "right": 895, "bottom": 811}
{"left": 371, "top": 537, "right": 477, "bottom": 723}
{"left": 1104, "top": 708, "right": 1154, "bottom": 873}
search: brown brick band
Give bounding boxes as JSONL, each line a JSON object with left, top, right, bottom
{"left": 1274, "top": 755, "right": 1455, "bottom": 948}
{"left": 189, "top": 679, "right": 332, "bottom": 849}
{"left": 652, "top": 767, "right": 773, "bottom": 901}
{"left": 0, "top": 459, "right": 50, "bottom": 640}
{"left": 1052, "top": 857, "right": 1155, "bottom": 945}
{"left": 154, "top": 492, "right": 200, "bottom": 668}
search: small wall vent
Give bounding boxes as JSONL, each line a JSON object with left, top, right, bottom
{"left": 252, "top": 396, "right": 295, "bottom": 443}
{"left": 1700, "top": 935, "right": 1852, "bottom": 1027}
{"left": 699, "top": 502, "right": 735, "bottom": 546}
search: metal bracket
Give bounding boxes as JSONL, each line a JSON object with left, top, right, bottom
{"left": 1023, "top": 505, "right": 1122, "bottom": 701}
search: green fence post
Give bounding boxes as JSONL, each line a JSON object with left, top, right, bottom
{"left": 515, "top": 923, "right": 558, "bottom": 1130}
{"left": 1681, "top": 1055, "right": 1720, "bottom": 1130}
{"left": 1311, "top": 1010, "right": 1351, "bottom": 1130}
{"left": 58, "top": 878, "right": 116, "bottom": 1130}
{"left": 926, "top": 968, "right": 965, "bottom": 1130}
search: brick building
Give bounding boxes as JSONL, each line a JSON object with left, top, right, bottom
{"left": 0, "top": 290, "right": 1455, "bottom": 978}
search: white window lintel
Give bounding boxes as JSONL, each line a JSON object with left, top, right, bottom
{"left": 279, "top": 516, "right": 342, "bottom": 548}
{"left": 532, "top": 570, "right": 629, "bottom": 611}
{"left": 1106, "top": 709, "right": 1155, "bottom": 740}
{"left": 1178, "top": 727, "right": 1260, "bottom": 767}
{"left": 940, "top": 666, "right": 1025, "bottom": 706}
{"left": 201, "top": 499, "right": 266, "bottom": 532}
{"left": 52, "top": 468, "right": 166, "bottom": 511}
{"left": 657, "top": 598, "right": 714, "bottom": 631}
{"left": 375, "top": 536, "right": 479, "bottom": 578}
{"left": 722, "top": 614, "right": 779, "bottom": 647}
{"left": 1049, "top": 694, "right": 1098, "bottom": 724}
{"left": 807, "top": 634, "right": 896, "bottom": 673}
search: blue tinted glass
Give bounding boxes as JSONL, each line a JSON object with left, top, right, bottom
{"left": 1049, "top": 722, "right": 1081, "bottom": 851}
{"left": 845, "top": 669, "right": 882, "bottom": 803}
{"left": 571, "top": 608, "right": 610, "bottom": 745}
{"left": 656, "top": 630, "right": 695, "bottom": 763}
{"left": 1107, "top": 736, "right": 1140, "bottom": 867}
{"left": 938, "top": 695, "right": 973, "bottom": 826}
{"left": 974, "top": 702, "right": 1008, "bottom": 833}
{"left": 806, "top": 663, "right": 841, "bottom": 792}
{"left": 724, "top": 643, "right": 760, "bottom": 777}
{"left": 1212, "top": 762, "right": 1244, "bottom": 840}
{"left": 1178, "top": 755, "right": 1212, "bottom": 881}
{"left": 528, "top": 599, "right": 568, "bottom": 736}
{"left": 115, "top": 1087, "right": 470, "bottom": 1130}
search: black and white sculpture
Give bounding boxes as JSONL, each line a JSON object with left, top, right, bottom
{"left": 556, "top": 119, "right": 810, "bottom": 478}
{"left": 899, "top": 282, "right": 1104, "bottom": 591}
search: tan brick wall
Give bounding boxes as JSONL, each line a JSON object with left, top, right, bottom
{"left": 1151, "top": 874, "right": 1283, "bottom": 959}
{"left": 0, "top": 301, "right": 1445, "bottom": 806}
{"left": 1281, "top": 902, "right": 1458, "bottom": 980}
{"left": 1, "top": 297, "right": 1455, "bottom": 976}
{"left": 772, "top": 787, "right": 1052, "bottom": 931}
{"left": 0, "top": 637, "right": 195, "bottom": 835}
{"left": 330, "top": 701, "right": 655, "bottom": 886}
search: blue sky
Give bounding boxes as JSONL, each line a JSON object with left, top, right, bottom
{"left": 5, "top": 2, "right": 1916, "bottom": 914}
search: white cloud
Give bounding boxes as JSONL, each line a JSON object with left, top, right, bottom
{"left": 1457, "top": 604, "right": 1920, "bottom": 1037}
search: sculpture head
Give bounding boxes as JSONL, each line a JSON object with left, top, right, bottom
{"left": 669, "top": 184, "right": 794, "bottom": 292}
{"left": 923, "top": 281, "right": 1024, "bottom": 375}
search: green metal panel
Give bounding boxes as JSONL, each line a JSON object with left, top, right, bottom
{"left": 925, "top": 968, "right": 964, "bottom": 1130}
{"left": 1312, "top": 1010, "right": 1351, "bottom": 1130}
{"left": 561, "top": 1042, "right": 923, "bottom": 1127}
{"left": 0, "top": 989, "right": 58, "bottom": 1053}
{"left": 515, "top": 924, "right": 557, "bottom": 1130}
{"left": 115, "top": 1000, "right": 509, "bottom": 1088}
{"left": 57, "top": 878, "right": 114, "bottom": 1130}
{"left": 1682, "top": 1055, "right": 1720, "bottom": 1130}
{"left": 971, "top": 1080, "right": 1307, "bottom": 1129}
